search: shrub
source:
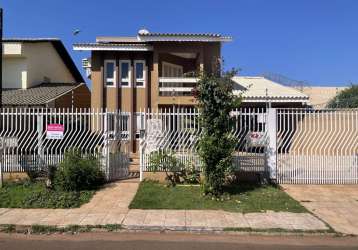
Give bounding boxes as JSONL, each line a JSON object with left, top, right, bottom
{"left": 149, "top": 150, "right": 183, "bottom": 186}
{"left": 22, "top": 189, "right": 94, "bottom": 208}
{"left": 149, "top": 150, "right": 200, "bottom": 186}
{"left": 54, "top": 150, "right": 105, "bottom": 191}
{"left": 327, "top": 84, "right": 358, "bottom": 108}
{"left": 195, "top": 68, "right": 242, "bottom": 196}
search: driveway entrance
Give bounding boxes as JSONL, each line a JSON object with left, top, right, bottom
{"left": 282, "top": 185, "right": 358, "bottom": 235}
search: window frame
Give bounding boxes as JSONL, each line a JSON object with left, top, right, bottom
{"left": 104, "top": 60, "right": 116, "bottom": 87}
{"left": 134, "top": 60, "right": 146, "bottom": 88}
{"left": 119, "top": 60, "right": 131, "bottom": 88}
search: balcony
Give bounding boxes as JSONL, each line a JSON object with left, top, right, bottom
{"left": 158, "top": 77, "right": 198, "bottom": 97}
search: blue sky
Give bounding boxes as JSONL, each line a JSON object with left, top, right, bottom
{"left": 2, "top": 0, "right": 358, "bottom": 86}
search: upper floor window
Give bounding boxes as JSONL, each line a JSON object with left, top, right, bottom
{"left": 134, "top": 60, "right": 145, "bottom": 88}
{"left": 162, "top": 62, "right": 183, "bottom": 77}
{"left": 120, "top": 60, "right": 130, "bottom": 87}
{"left": 104, "top": 60, "right": 116, "bottom": 87}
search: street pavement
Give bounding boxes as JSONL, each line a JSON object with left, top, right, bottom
{"left": 0, "top": 232, "right": 357, "bottom": 250}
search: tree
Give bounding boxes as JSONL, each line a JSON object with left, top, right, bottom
{"left": 194, "top": 68, "right": 241, "bottom": 196}
{"left": 327, "top": 85, "right": 358, "bottom": 108}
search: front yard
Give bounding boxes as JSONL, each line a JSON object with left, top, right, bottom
{"left": 129, "top": 181, "right": 307, "bottom": 213}
{"left": 0, "top": 181, "right": 95, "bottom": 208}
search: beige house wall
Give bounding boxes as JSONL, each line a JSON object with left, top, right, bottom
{"left": 2, "top": 57, "right": 27, "bottom": 88}
{"left": 23, "top": 42, "right": 76, "bottom": 88}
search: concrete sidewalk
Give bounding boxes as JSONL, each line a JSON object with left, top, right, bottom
{"left": 0, "top": 180, "right": 328, "bottom": 232}
{"left": 283, "top": 185, "right": 358, "bottom": 235}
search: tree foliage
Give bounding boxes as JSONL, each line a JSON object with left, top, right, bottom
{"left": 327, "top": 84, "right": 358, "bottom": 108}
{"left": 195, "top": 68, "right": 241, "bottom": 196}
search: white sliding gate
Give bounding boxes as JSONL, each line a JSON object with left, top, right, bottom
{"left": 277, "top": 109, "right": 358, "bottom": 184}
{"left": 0, "top": 108, "right": 130, "bottom": 181}
{"left": 138, "top": 108, "right": 270, "bottom": 180}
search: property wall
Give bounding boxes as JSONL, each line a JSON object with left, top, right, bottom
{"left": 2, "top": 57, "right": 27, "bottom": 89}
{"left": 24, "top": 42, "right": 76, "bottom": 88}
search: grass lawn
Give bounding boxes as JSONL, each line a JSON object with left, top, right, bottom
{"left": 0, "top": 181, "right": 95, "bottom": 208}
{"left": 129, "top": 181, "right": 307, "bottom": 213}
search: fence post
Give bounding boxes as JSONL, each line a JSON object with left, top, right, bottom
{"left": 267, "top": 108, "right": 277, "bottom": 181}
{"left": 0, "top": 138, "right": 3, "bottom": 188}
{"left": 139, "top": 129, "right": 146, "bottom": 182}
{"left": 37, "top": 114, "right": 43, "bottom": 167}
{"left": 103, "top": 110, "right": 110, "bottom": 180}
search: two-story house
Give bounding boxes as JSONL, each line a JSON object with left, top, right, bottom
{"left": 74, "top": 29, "right": 231, "bottom": 151}
{"left": 74, "top": 29, "right": 231, "bottom": 111}
{"left": 2, "top": 38, "right": 90, "bottom": 108}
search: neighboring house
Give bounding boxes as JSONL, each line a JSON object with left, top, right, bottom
{"left": 232, "top": 76, "right": 309, "bottom": 108}
{"left": 2, "top": 38, "right": 90, "bottom": 108}
{"left": 299, "top": 86, "right": 347, "bottom": 108}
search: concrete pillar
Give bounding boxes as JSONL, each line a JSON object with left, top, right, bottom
{"left": 267, "top": 108, "right": 277, "bottom": 180}
{"left": 151, "top": 51, "right": 159, "bottom": 109}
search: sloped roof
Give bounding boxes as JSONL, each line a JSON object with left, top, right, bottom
{"left": 74, "top": 30, "right": 231, "bottom": 50}
{"left": 3, "top": 38, "right": 84, "bottom": 83}
{"left": 300, "top": 86, "right": 347, "bottom": 108}
{"left": 232, "top": 76, "right": 309, "bottom": 103}
{"left": 2, "top": 83, "right": 85, "bottom": 106}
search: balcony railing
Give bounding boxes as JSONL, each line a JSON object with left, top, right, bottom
{"left": 159, "top": 77, "right": 198, "bottom": 96}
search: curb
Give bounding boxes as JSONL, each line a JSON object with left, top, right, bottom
{"left": 0, "top": 223, "right": 345, "bottom": 237}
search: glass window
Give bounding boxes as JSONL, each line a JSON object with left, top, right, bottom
{"left": 121, "top": 63, "right": 129, "bottom": 79}
{"left": 135, "top": 62, "right": 144, "bottom": 79}
{"left": 105, "top": 61, "right": 115, "bottom": 86}
{"left": 120, "top": 61, "right": 130, "bottom": 87}
{"left": 135, "top": 61, "right": 145, "bottom": 87}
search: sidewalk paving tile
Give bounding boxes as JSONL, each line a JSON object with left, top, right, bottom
{"left": 123, "top": 209, "right": 147, "bottom": 228}
{"left": 223, "top": 212, "right": 250, "bottom": 228}
{"left": 164, "top": 210, "right": 186, "bottom": 228}
{"left": 186, "top": 210, "right": 208, "bottom": 228}
{"left": 143, "top": 210, "right": 166, "bottom": 227}
{"left": 39, "top": 210, "right": 71, "bottom": 226}
{"left": 79, "top": 213, "right": 107, "bottom": 225}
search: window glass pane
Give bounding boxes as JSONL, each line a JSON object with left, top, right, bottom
{"left": 106, "top": 62, "right": 114, "bottom": 79}
{"left": 106, "top": 80, "right": 114, "bottom": 86}
{"left": 135, "top": 62, "right": 144, "bottom": 79}
{"left": 136, "top": 81, "right": 143, "bottom": 87}
{"left": 121, "top": 63, "right": 129, "bottom": 79}
{"left": 121, "top": 81, "right": 129, "bottom": 86}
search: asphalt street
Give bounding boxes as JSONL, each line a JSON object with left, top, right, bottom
{"left": 0, "top": 232, "right": 358, "bottom": 250}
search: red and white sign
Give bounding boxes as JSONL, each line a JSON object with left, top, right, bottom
{"left": 246, "top": 131, "right": 266, "bottom": 147}
{"left": 46, "top": 124, "right": 64, "bottom": 139}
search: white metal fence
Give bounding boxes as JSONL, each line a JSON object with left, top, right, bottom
{"left": 0, "top": 108, "right": 130, "bottom": 181}
{"left": 138, "top": 108, "right": 269, "bottom": 179}
{"left": 277, "top": 109, "right": 358, "bottom": 184}
{"left": 2, "top": 108, "right": 357, "bottom": 185}
{"left": 138, "top": 108, "right": 358, "bottom": 184}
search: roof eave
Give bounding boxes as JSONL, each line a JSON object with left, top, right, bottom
{"left": 73, "top": 44, "right": 153, "bottom": 51}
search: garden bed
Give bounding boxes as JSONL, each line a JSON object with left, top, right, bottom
{"left": 0, "top": 181, "right": 95, "bottom": 208}
{"left": 129, "top": 181, "right": 307, "bottom": 213}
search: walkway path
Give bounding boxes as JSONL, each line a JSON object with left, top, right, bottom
{"left": 283, "top": 185, "right": 358, "bottom": 235}
{"left": 0, "top": 180, "right": 328, "bottom": 232}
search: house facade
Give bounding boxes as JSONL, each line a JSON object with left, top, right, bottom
{"left": 74, "top": 29, "right": 231, "bottom": 112}
{"left": 2, "top": 38, "right": 90, "bottom": 108}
